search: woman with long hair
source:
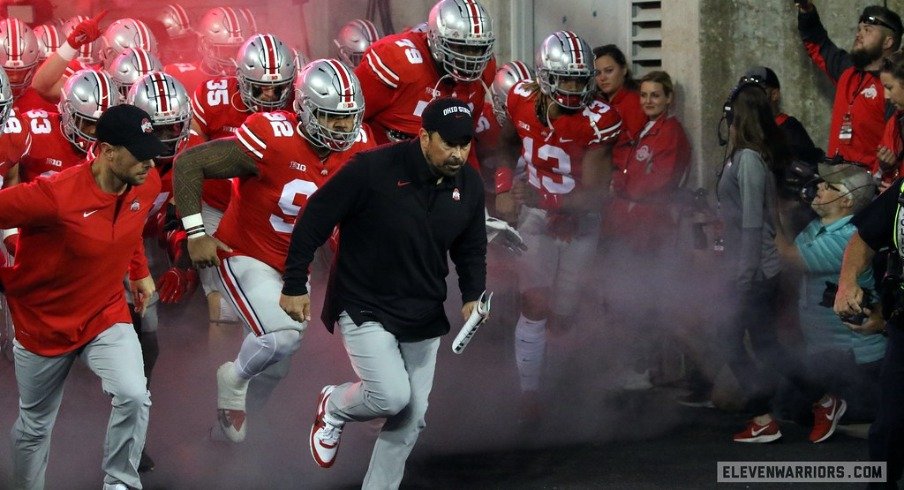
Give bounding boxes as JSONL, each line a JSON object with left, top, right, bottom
{"left": 593, "top": 45, "right": 645, "bottom": 171}
{"left": 718, "top": 83, "right": 828, "bottom": 442}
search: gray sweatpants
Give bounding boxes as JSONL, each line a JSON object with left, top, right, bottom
{"left": 330, "top": 312, "right": 440, "bottom": 490}
{"left": 11, "top": 323, "right": 151, "bottom": 490}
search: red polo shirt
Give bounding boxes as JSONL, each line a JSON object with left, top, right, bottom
{"left": 0, "top": 162, "right": 160, "bottom": 356}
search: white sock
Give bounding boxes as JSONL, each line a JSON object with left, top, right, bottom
{"left": 515, "top": 314, "right": 547, "bottom": 392}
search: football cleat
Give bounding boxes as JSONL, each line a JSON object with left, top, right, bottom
{"left": 216, "top": 361, "right": 249, "bottom": 443}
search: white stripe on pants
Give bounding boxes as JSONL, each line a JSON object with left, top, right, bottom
{"left": 330, "top": 311, "right": 440, "bottom": 490}
{"left": 11, "top": 323, "right": 150, "bottom": 490}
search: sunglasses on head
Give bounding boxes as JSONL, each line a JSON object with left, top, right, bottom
{"left": 860, "top": 14, "right": 898, "bottom": 34}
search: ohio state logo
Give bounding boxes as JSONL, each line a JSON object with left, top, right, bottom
{"left": 140, "top": 118, "right": 153, "bottom": 134}
{"left": 635, "top": 144, "right": 651, "bottom": 161}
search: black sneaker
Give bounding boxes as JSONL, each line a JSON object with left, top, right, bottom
{"left": 138, "top": 449, "right": 155, "bottom": 473}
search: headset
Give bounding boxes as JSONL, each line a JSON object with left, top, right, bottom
{"left": 717, "top": 77, "right": 768, "bottom": 146}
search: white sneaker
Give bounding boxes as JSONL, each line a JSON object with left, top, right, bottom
{"left": 310, "top": 385, "right": 343, "bottom": 468}
{"left": 102, "top": 483, "right": 128, "bottom": 490}
{"left": 216, "top": 361, "right": 249, "bottom": 443}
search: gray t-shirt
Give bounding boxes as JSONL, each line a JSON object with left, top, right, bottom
{"left": 717, "top": 148, "right": 781, "bottom": 288}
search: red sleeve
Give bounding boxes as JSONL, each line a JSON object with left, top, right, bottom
{"left": 0, "top": 178, "right": 58, "bottom": 228}
{"left": 129, "top": 239, "right": 150, "bottom": 280}
{"left": 234, "top": 111, "right": 277, "bottom": 163}
{"left": 191, "top": 78, "right": 223, "bottom": 137}
{"left": 357, "top": 46, "right": 403, "bottom": 120}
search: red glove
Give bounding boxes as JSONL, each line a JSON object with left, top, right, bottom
{"left": 165, "top": 229, "right": 188, "bottom": 265}
{"left": 144, "top": 205, "right": 168, "bottom": 240}
{"left": 66, "top": 10, "right": 107, "bottom": 49}
{"left": 155, "top": 267, "right": 199, "bottom": 303}
{"left": 4, "top": 234, "right": 18, "bottom": 257}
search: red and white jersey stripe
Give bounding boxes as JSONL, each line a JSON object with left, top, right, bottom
{"left": 363, "top": 50, "right": 399, "bottom": 89}
{"left": 235, "top": 122, "right": 267, "bottom": 159}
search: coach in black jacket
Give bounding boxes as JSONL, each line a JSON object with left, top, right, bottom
{"left": 280, "top": 97, "right": 486, "bottom": 488}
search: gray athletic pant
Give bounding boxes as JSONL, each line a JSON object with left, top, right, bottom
{"left": 330, "top": 312, "right": 441, "bottom": 490}
{"left": 11, "top": 323, "right": 151, "bottom": 490}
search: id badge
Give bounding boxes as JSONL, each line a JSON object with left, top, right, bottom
{"left": 839, "top": 113, "right": 853, "bottom": 143}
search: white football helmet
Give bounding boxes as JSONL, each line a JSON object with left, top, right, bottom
{"left": 157, "top": 4, "right": 193, "bottom": 40}
{"left": 0, "top": 67, "right": 12, "bottom": 128}
{"left": 60, "top": 69, "right": 119, "bottom": 152}
{"left": 334, "top": 19, "right": 381, "bottom": 68}
{"left": 238, "top": 7, "right": 258, "bottom": 34}
{"left": 127, "top": 72, "right": 191, "bottom": 159}
{"left": 426, "top": 0, "right": 495, "bottom": 82}
{"left": 33, "top": 24, "right": 62, "bottom": 61}
{"left": 294, "top": 58, "right": 365, "bottom": 152}
{"left": 197, "top": 7, "right": 251, "bottom": 75}
{"left": 536, "top": 31, "right": 595, "bottom": 109}
{"left": 106, "top": 48, "right": 164, "bottom": 101}
{"left": 236, "top": 33, "right": 296, "bottom": 112}
{"left": 491, "top": 60, "right": 533, "bottom": 124}
{"left": 0, "top": 19, "right": 40, "bottom": 93}
{"left": 61, "top": 16, "right": 102, "bottom": 66}
{"left": 100, "top": 18, "right": 158, "bottom": 66}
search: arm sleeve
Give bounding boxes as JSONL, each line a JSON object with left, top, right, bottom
{"left": 450, "top": 180, "right": 487, "bottom": 303}
{"left": 0, "top": 179, "right": 58, "bottom": 229}
{"left": 282, "top": 159, "right": 368, "bottom": 295}
{"left": 129, "top": 240, "right": 150, "bottom": 280}
{"left": 798, "top": 7, "right": 853, "bottom": 84}
{"left": 736, "top": 150, "right": 769, "bottom": 288}
{"left": 851, "top": 179, "right": 900, "bottom": 250}
{"left": 357, "top": 49, "right": 401, "bottom": 121}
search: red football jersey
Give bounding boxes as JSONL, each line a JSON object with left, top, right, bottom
{"left": 506, "top": 81, "right": 621, "bottom": 195}
{"left": 164, "top": 61, "right": 218, "bottom": 95}
{"left": 217, "top": 111, "right": 377, "bottom": 272}
{"left": 17, "top": 110, "right": 85, "bottom": 182}
{"left": 0, "top": 109, "right": 32, "bottom": 186}
{"left": 356, "top": 29, "right": 496, "bottom": 144}
{"left": 12, "top": 87, "right": 57, "bottom": 114}
{"left": 0, "top": 162, "right": 161, "bottom": 356}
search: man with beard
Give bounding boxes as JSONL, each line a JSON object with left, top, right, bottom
{"left": 797, "top": 2, "right": 902, "bottom": 173}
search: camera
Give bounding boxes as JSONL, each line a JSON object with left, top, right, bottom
{"left": 821, "top": 282, "right": 871, "bottom": 325}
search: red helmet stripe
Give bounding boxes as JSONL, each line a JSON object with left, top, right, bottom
{"left": 173, "top": 5, "right": 190, "bottom": 29}
{"left": 463, "top": 0, "right": 482, "bottom": 35}
{"left": 327, "top": 59, "right": 353, "bottom": 105}
{"left": 152, "top": 72, "right": 170, "bottom": 113}
{"left": 95, "top": 72, "right": 112, "bottom": 110}
{"left": 222, "top": 8, "right": 243, "bottom": 37}
{"left": 8, "top": 20, "right": 20, "bottom": 62}
{"left": 360, "top": 20, "right": 378, "bottom": 42}
{"left": 48, "top": 26, "right": 61, "bottom": 49}
{"left": 564, "top": 31, "right": 582, "bottom": 65}
{"left": 261, "top": 35, "right": 278, "bottom": 76}
{"left": 513, "top": 61, "right": 529, "bottom": 80}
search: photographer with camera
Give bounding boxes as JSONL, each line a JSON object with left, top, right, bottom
{"left": 836, "top": 174, "right": 904, "bottom": 487}
{"left": 796, "top": 1, "right": 901, "bottom": 173}
{"left": 775, "top": 162, "right": 884, "bottom": 440}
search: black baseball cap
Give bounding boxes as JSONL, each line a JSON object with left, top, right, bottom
{"left": 743, "top": 66, "right": 780, "bottom": 90}
{"left": 95, "top": 104, "right": 167, "bottom": 161}
{"left": 421, "top": 97, "right": 475, "bottom": 146}
{"left": 860, "top": 6, "right": 903, "bottom": 39}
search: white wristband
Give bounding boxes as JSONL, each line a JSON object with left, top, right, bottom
{"left": 181, "top": 213, "right": 206, "bottom": 238}
{"left": 57, "top": 41, "right": 78, "bottom": 62}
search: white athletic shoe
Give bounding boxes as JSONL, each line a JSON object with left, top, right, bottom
{"left": 216, "top": 361, "right": 249, "bottom": 443}
{"left": 102, "top": 483, "right": 128, "bottom": 490}
{"left": 310, "top": 385, "right": 343, "bottom": 468}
